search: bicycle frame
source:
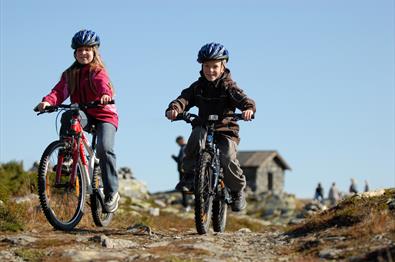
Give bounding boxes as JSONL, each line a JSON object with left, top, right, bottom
{"left": 55, "top": 111, "right": 97, "bottom": 194}
{"left": 204, "top": 115, "right": 222, "bottom": 194}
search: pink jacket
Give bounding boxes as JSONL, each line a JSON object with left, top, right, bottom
{"left": 43, "top": 65, "right": 119, "bottom": 129}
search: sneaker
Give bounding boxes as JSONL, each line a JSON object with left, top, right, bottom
{"left": 104, "top": 192, "right": 120, "bottom": 213}
{"left": 175, "top": 174, "right": 194, "bottom": 192}
{"left": 230, "top": 190, "right": 247, "bottom": 212}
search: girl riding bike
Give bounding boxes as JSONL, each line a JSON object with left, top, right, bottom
{"left": 35, "top": 29, "right": 120, "bottom": 213}
{"left": 165, "top": 42, "right": 256, "bottom": 212}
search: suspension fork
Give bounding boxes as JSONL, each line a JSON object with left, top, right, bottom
{"left": 69, "top": 136, "right": 81, "bottom": 186}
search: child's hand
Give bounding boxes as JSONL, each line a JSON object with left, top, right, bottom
{"left": 166, "top": 110, "right": 178, "bottom": 120}
{"left": 36, "top": 102, "right": 51, "bottom": 112}
{"left": 242, "top": 109, "right": 254, "bottom": 121}
{"left": 100, "top": 95, "right": 112, "bottom": 104}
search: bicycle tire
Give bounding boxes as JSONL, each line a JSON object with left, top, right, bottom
{"left": 90, "top": 167, "right": 113, "bottom": 227}
{"left": 212, "top": 198, "right": 227, "bottom": 232}
{"left": 194, "top": 151, "right": 214, "bottom": 234}
{"left": 38, "top": 140, "right": 86, "bottom": 231}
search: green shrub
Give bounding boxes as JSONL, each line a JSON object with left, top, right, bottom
{"left": 0, "top": 161, "right": 37, "bottom": 197}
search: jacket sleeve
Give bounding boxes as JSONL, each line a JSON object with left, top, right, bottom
{"left": 42, "top": 73, "right": 70, "bottom": 105}
{"left": 227, "top": 83, "right": 256, "bottom": 113}
{"left": 165, "top": 83, "right": 196, "bottom": 114}
{"left": 92, "top": 68, "right": 114, "bottom": 97}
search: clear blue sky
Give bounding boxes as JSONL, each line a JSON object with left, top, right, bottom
{"left": 1, "top": 0, "right": 394, "bottom": 197}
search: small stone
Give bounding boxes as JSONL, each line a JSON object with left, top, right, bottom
{"left": 237, "top": 228, "right": 252, "bottom": 233}
{"left": 154, "top": 199, "right": 167, "bottom": 208}
{"left": 127, "top": 223, "right": 152, "bottom": 235}
{"left": 149, "top": 207, "right": 160, "bottom": 216}
{"left": 2, "top": 235, "right": 38, "bottom": 245}
{"left": 319, "top": 248, "right": 341, "bottom": 259}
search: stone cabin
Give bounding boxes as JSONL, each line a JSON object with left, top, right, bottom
{"left": 237, "top": 151, "right": 291, "bottom": 194}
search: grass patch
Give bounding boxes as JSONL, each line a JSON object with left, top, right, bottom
{"left": 0, "top": 201, "right": 31, "bottom": 232}
{"left": 15, "top": 248, "right": 46, "bottom": 262}
{"left": 287, "top": 189, "right": 395, "bottom": 237}
{"left": 284, "top": 188, "right": 395, "bottom": 260}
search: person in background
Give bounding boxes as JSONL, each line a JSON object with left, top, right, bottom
{"left": 364, "top": 180, "right": 370, "bottom": 192}
{"left": 349, "top": 178, "right": 358, "bottom": 194}
{"left": 328, "top": 182, "right": 340, "bottom": 205}
{"left": 314, "top": 182, "right": 324, "bottom": 203}
{"left": 171, "top": 136, "right": 190, "bottom": 210}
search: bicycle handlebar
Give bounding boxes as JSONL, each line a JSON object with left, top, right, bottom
{"left": 174, "top": 112, "right": 254, "bottom": 124}
{"left": 34, "top": 100, "right": 115, "bottom": 115}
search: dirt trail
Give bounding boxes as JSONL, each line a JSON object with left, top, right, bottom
{"left": 0, "top": 225, "right": 289, "bottom": 261}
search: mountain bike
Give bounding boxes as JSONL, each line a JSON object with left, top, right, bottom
{"left": 175, "top": 112, "right": 246, "bottom": 234}
{"left": 34, "top": 101, "right": 114, "bottom": 231}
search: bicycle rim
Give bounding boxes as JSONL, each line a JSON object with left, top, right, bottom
{"left": 194, "top": 152, "right": 214, "bottom": 234}
{"left": 38, "top": 140, "right": 85, "bottom": 231}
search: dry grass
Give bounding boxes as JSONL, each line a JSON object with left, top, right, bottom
{"left": 284, "top": 188, "right": 395, "bottom": 260}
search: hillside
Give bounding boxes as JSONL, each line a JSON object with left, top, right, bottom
{"left": 0, "top": 161, "right": 394, "bottom": 261}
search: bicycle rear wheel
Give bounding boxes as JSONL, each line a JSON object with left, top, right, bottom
{"left": 90, "top": 167, "right": 113, "bottom": 227}
{"left": 38, "top": 140, "right": 86, "bottom": 231}
{"left": 194, "top": 152, "right": 214, "bottom": 234}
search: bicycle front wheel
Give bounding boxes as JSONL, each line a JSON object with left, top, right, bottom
{"left": 212, "top": 198, "right": 227, "bottom": 232}
{"left": 90, "top": 167, "right": 113, "bottom": 227}
{"left": 38, "top": 140, "right": 86, "bottom": 231}
{"left": 194, "top": 151, "right": 214, "bottom": 234}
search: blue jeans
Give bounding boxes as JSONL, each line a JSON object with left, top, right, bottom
{"left": 96, "top": 122, "right": 118, "bottom": 197}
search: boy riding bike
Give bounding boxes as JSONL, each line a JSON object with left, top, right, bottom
{"left": 35, "top": 29, "right": 120, "bottom": 213}
{"left": 165, "top": 42, "right": 256, "bottom": 212}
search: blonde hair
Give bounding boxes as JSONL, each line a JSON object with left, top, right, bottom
{"left": 65, "top": 46, "right": 115, "bottom": 95}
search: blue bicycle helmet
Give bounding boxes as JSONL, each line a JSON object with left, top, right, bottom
{"left": 71, "top": 29, "right": 100, "bottom": 49}
{"left": 197, "top": 42, "right": 229, "bottom": 63}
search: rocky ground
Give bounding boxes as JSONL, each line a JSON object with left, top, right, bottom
{"left": 1, "top": 175, "right": 394, "bottom": 261}
{"left": 0, "top": 226, "right": 289, "bottom": 261}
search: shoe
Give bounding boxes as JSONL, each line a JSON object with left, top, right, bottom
{"left": 175, "top": 174, "right": 194, "bottom": 192}
{"left": 231, "top": 190, "right": 247, "bottom": 212}
{"left": 104, "top": 192, "right": 120, "bottom": 213}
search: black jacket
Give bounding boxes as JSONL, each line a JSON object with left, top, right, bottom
{"left": 166, "top": 69, "right": 256, "bottom": 143}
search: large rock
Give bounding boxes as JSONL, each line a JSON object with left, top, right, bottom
{"left": 118, "top": 176, "right": 149, "bottom": 200}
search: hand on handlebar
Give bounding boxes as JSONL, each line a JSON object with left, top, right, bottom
{"left": 166, "top": 110, "right": 178, "bottom": 120}
{"left": 34, "top": 101, "right": 51, "bottom": 112}
{"left": 242, "top": 109, "right": 254, "bottom": 121}
{"left": 100, "top": 95, "right": 112, "bottom": 105}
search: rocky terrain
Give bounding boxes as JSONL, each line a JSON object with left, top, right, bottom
{"left": 0, "top": 163, "right": 394, "bottom": 261}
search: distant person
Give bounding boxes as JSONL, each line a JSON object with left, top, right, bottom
{"left": 314, "top": 183, "right": 324, "bottom": 203}
{"left": 328, "top": 182, "right": 340, "bottom": 205}
{"left": 349, "top": 178, "right": 358, "bottom": 194}
{"left": 171, "top": 136, "right": 190, "bottom": 210}
{"left": 34, "top": 29, "right": 120, "bottom": 213}
{"left": 364, "top": 180, "right": 369, "bottom": 192}
{"left": 165, "top": 42, "right": 256, "bottom": 212}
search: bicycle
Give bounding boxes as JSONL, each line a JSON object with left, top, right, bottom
{"left": 175, "top": 112, "right": 247, "bottom": 234}
{"left": 34, "top": 101, "right": 114, "bottom": 231}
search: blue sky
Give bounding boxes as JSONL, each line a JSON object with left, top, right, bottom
{"left": 1, "top": 0, "right": 394, "bottom": 197}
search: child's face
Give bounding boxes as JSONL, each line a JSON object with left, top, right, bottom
{"left": 202, "top": 60, "right": 225, "bottom": 82}
{"left": 75, "top": 46, "right": 94, "bottom": 65}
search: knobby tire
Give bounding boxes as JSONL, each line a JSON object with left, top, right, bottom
{"left": 37, "top": 140, "right": 86, "bottom": 231}
{"left": 194, "top": 151, "right": 214, "bottom": 234}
